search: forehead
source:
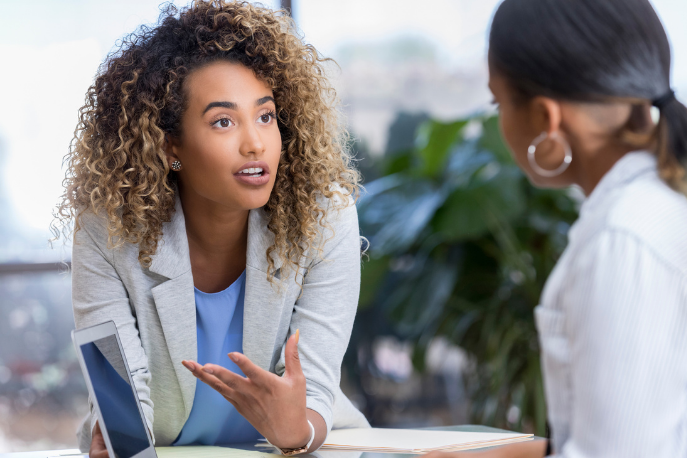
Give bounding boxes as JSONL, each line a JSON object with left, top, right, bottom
{"left": 184, "top": 61, "right": 273, "bottom": 106}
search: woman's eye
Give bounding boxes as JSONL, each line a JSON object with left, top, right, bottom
{"left": 213, "top": 118, "right": 232, "bottom": 128}
{"left": 258, "top": 112, "right": 274, "bottom": 124}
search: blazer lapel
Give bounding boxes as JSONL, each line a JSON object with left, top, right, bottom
{"left": 148, "top": 203, "right": 290, "bottom": 415}
{"left": 149, "top": 196, "right": 197, "bottom": 418}
{"left": 243, "top": 208, "right": 288, "bottom": 371}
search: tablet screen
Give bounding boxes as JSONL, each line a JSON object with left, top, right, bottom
{"left": 80, "top": 335, "right": 150, "bottom": 458}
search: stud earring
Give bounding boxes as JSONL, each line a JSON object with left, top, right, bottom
{"left": 171, "top": 160, "right": 182, "bottom": 171}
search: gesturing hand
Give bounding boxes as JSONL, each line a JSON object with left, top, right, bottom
{"left": 182, "top": 330, "right": 313, "bottom": 450}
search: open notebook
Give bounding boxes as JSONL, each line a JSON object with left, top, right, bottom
{"left": 319, "top": 428, "right": 534, "bottom": 454}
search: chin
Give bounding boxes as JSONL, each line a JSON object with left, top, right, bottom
{"left": 235, "top": 190, "right": 273, "bottom": 210}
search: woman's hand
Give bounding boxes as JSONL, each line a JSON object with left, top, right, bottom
{"left": 182, "top": 330, "right": 315, "bottom": 450}
{"left": 89, "top": 421, "right": 109, "bottom": 458}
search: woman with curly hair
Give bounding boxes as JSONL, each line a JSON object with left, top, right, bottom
{"left": 55, "top": 1, "right": 369, "bottom": 454}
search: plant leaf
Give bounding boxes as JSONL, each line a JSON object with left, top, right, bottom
{"left": 359, "top": 179, "right": 447, "bottom": 255}
{"left": 416, "top": 119, "right": 469, "bottom": 178}
{"left": 433, "top": 167, "right": 526, "bottom": 241}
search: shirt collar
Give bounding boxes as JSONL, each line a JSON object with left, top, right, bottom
{"left": 579, "top": 151, "right": 657, "bottom": 218}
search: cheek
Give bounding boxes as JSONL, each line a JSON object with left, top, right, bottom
{"left": 266, "top": 128, "right": 283, "bottom": 166}
{"left": 174, "top": 131, "right": 239, "bottom": 198}
{"left": 261, "top": 128, "right": 282, "bottom": 191}
{"left": 185, "top": 133, "right": 238, "bottom": 176}
{"left": 499, "top": 106, "right": 532, "bottom": 168}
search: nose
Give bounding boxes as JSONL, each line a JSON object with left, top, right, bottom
{"left": 238, "top": 122, "right": 266, "bottom": 157}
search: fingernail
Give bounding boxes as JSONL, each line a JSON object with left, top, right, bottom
{"left": 202, "top": 366, "right": 214, "bottom": 375}
{"left": 182, "top": 360, "right": 193, "bottom": 371}
{"left": 228, "top": 353, "right": 239, "bottom": 363}
{"left": 296, "top": 329, "right": 300, "bottom": 345}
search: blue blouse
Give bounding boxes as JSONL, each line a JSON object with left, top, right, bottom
{"left": 173, "top": 270, "right": 262, "bottom": 446}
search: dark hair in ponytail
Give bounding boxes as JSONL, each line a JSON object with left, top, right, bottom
{"left": 489, "top": 0, "right": 687, "bottom": 190}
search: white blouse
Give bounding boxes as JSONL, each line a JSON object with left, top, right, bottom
{"left": 536, "top": 151, "right": 687, "bottom": 457}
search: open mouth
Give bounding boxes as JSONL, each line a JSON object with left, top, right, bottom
{"left": 234, "top": 161, "right": 270, "bottom": 186}
{"left": 236, "top": 167, "right": 265, "bottom": 178}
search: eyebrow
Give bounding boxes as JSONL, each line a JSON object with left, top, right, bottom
{"left": 256, "top": 96, "right": 275, "bottom": 106}
{"left": 202, "top": 96, "right": 276, "bottom": 114}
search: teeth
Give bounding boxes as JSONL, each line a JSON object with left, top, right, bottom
{"left": 239, "top": 167, "right": 263, "bottom": 174}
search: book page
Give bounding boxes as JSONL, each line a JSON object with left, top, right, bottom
{"left": 323, "top": 428, "right": 533, "bottom": 452}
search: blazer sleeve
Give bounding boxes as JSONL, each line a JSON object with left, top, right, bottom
{"left": 275, "top": 197, "right": 362, "bottom": 433}
{"left": 556, "top": 229, "right": 687, "bottom": 458}
{"left": 72, "top": 212, "right": 155, "bottom": 442}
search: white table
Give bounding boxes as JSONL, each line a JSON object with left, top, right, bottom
{"left": 0, "top": 425, "right": 541, "bottom": 457}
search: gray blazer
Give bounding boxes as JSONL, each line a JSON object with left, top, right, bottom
{"left": 72, "top": 195, "right": 369, "bottom": 451}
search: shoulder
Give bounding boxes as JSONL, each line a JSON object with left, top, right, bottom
{"left": 74, "top": 209, "right": 111, "bottom": 251}
{"left": 73, "top": 209, "right": 142, "bottom": 268}
{"left": 303, "top": 184, "right": 360, "bottom": 264}
{"left": 316, "top": 184, "right": 359, "bottom": 236}
{"left": 603, "top": 173, "right": 687, "bottom": 276}
{"left": 317, "top": 183, "right": 357, "bottom": 211}
{"left": 558, "top": 220, "right": 687, "bottom": 344}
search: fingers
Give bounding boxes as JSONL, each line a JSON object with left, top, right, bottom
{"left": 203, "top": 363, "right": 251, "bottom": 391}
{"left": 182, "top": 360, "right": 239, "bottom": 399}
{"left": 229, "top": 352, "right": 269, "bottom": 384}
{"left": 90, "top": 449, "right": 110, "bottom": 458}
{"left": 90, "top": 421, "right": 109, "bottom": 458}
{"left": 284, "top": 329, "right": 303, "bottom": 379}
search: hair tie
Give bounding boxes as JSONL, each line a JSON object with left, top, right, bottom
{"left": 652, "top": 89, "right": 676, "bottom": 110}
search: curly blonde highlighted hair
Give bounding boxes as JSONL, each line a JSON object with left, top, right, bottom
{"left": 54, "top": 0, "right": 360, "bottom": 280}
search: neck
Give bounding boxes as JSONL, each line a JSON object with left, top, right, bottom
{"left": 178, "top": 181, "right": 249, "bottom": 293}
{"left": 572, "top": 141, "right": 634, "bottom": 196}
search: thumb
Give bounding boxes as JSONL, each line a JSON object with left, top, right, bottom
{"left": 284, "top": 329, "right": 303, "bottom": 379}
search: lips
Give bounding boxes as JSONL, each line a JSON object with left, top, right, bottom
{"left": 233, "top": 161, "right": 270, "bottom": 186}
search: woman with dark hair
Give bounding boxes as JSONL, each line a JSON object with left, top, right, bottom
{"left": 427, "top": 0, "right": 687, "bottom": 457}
{"left": 54, "top": 1, "right": 369, "bottom": 456}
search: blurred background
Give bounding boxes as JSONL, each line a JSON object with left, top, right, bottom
{"left": 1, "top": 0, "right": 686, "bottom": 452}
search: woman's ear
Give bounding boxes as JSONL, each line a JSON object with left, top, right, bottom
{"left": 524, "top": 97, "right": 573, "bottom": 177}
{"left": 530, "top": 96, "right": 563, "bottom": 136}
{"left": 163, "top": 135, "right": 181, "bottom": 169}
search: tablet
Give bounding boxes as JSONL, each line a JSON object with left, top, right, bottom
{"left": 72, "top": 321, "right": 157, "bottom": 458}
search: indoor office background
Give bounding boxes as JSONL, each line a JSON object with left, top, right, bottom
{"left": 1, "top": 0, "right": 686, "bottom": 452}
